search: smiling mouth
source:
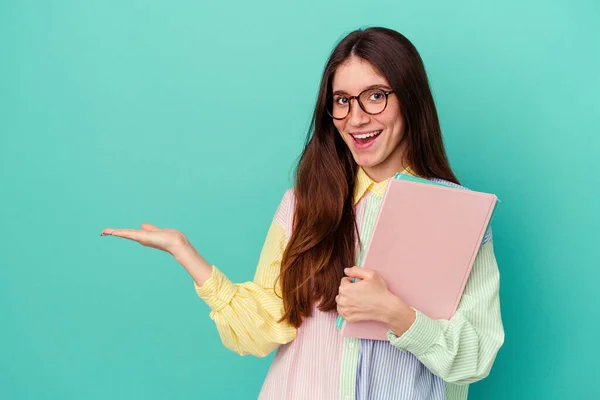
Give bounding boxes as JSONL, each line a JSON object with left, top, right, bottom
{"left": 351, "top": 130, "right": 382, "bottom": 147}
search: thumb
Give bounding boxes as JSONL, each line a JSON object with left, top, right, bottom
{"left": 141, "top": 223, "right": 161, "bottom": 232}
{"left": 344, "top": 266, "right": 372, "bottom": 280}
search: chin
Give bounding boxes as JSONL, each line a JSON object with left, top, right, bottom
{"left": 353, "top": 155, "right": 383, "bottom": 169}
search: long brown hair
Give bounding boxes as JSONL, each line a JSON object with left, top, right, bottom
{"left": 278, "top": 27, "right": 460, "bottom": 328}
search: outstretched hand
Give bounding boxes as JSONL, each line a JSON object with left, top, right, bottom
{"left": 100, "top": 223, "right": 190, "bottom": 256}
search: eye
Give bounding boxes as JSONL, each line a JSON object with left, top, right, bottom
{"left": 369, "top": 91, "right": 384, "bottom": 101}
{"left": 334, "top": 96, "right": 349, "bottom": 106}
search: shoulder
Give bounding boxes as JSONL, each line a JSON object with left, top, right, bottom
{"left": 280, "top": 188, "right": 297, "bottom": 211}
{"left": 273, "top": 188, "right": 296, "bottom": 238}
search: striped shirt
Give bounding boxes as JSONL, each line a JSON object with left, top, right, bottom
{"left": 195, "top": 167, "right": 504, "bottom": 399}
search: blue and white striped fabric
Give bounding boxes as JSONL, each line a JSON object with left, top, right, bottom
{"left": 356, "top": 339, "right": 445, "bottom": 399}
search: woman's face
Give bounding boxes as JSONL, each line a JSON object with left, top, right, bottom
{"left": 331, "top": 56, "right": 407, "bottom": 179}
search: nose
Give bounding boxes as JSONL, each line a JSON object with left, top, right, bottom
{"left": 347, "top": 98, "right": 370, "bottom": 126}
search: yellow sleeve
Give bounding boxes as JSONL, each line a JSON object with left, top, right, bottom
{"left": 194, "top": 202, "right": 297, "bottom": 357}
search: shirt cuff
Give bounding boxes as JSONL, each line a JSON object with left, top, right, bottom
{"left": 193, "top": 265, "right": 237, "bottom": 312}
{"left": 386, "top": 308, "right": 441, "bottom": 356}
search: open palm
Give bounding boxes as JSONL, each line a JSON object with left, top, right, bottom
{"left": 101, "top": 223, "right": 189, "bottom": 255}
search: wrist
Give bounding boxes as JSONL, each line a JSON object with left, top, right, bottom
{"left": 380, "top": 292, "right": 401, "bottom": 324}
{"left": 172, "top": 243, "right": 213, "bottom": 286}
{"left": 383, "top": 293, "right": 416, "bottom": 336}
{"left": 171, "top": 241, "right": 196, "bottom": 261}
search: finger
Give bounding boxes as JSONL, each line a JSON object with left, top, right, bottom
{"left": 104, "top": 229, "right": 147, "bottom": 242}
{"left": 344, "top": 266, "right": 373, "bottom": 280}
{"left": 340, "top": 277, "right": 353, "bottom": 286}
{"left": 141, "top": 223, "right": 160, "bottom": 232}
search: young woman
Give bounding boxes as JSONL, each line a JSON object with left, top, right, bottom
{"left": 101, "top": 27, "right": 504, "bottom": 400}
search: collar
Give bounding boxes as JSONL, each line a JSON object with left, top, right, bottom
{"left": 353, "top": 166, "right": 416, "bottom": 204}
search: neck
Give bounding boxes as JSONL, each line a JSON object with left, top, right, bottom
{"left": 362, "top": 142, "right": 409, "bottom": 183}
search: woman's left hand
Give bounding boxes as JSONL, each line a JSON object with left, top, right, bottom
{"left": 336, "top": 266, "right": 393, "bottom": 323}
{"left": 336, "top": 266, "right": 416, "bottom": 334}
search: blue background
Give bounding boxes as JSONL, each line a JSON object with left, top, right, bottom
{"left": 1, "top": 0, "right": 599, "bottom": 398}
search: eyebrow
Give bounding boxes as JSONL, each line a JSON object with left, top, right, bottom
{"left": 332, "top": 84, "right": 392, "bottom": 96}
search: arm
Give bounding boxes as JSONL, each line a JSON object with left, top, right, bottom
{"left": 386, "top": 240, "right": 505, "bottom": 384}
{"left": 186, "top": 190, "right": 297, "bottom": 357}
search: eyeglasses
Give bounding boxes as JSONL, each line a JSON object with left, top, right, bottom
{"left": 327, "top": 88, "right": 394, "bottom": 120}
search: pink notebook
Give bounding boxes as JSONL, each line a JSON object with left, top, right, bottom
{"left": 340, "top": 178, "right": 498, "bottom": 340}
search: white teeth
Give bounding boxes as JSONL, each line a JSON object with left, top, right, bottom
{"left": 353, "top": 130, "right": 382, "bottom": 139}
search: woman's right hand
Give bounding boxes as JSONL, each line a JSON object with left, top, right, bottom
{"left": 101, "top": 223, "right": 214, "bottom": 285}
{"left": 101, "top": 223, "right": 190, "bottom": 256}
